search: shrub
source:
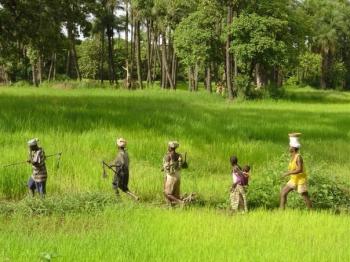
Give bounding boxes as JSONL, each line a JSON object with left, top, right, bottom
{"left": 248, "top": 155, "right": 350, "bottom": 211}
{"left": 234, "top": 74, "right": 262, "bottom": 99}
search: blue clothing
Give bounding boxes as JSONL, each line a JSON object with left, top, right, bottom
{"left": 28, "top": 177, "right": 46, "bottom": 197}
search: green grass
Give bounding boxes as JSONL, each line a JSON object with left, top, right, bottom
{"left": 0, "top": 205, "right": 349, "bottom": 261}
{"left": 0, "top": 84, "right": 349, "bottom": 261}
{"left": 0, "top": 85, "right": 349, "bottom": 204}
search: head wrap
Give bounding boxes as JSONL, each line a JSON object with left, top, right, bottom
{"left": 168, "top": 141, "right": 179, "bottom": 149}
{"left": 27, "top": 138, "right": 39, "bottom": 147}
{"left": 116, "top": 138, "right": 127, "bottom": 147}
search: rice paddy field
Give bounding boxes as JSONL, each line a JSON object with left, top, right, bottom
{"left": 0, "top": 84, "right": 349, "bottom": 261}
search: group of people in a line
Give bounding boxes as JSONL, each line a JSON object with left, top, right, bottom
{"left": 25, "top": 132, "right": 312, "bottom": 211}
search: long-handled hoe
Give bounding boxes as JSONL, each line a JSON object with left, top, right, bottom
{"left": 101, "top": 161, "right": 140, "bottom": 201}
{"left": 2, "top": 152, "right": 62, "bottom": 169}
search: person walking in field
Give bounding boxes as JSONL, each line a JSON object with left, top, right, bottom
{"left": 27, "top": 138, "right": 47, "bottom": 198}
{"left": 163, "top": 141, "right": 184, "bottom": 205}
{"left": 280, "top": 133, "right": 312, "bottom": 209}
{"left": 109, "top": 138, "right": 139, "bottom": 201}
{"left": 230, "top": 156, "right": 249, "bottom": 213}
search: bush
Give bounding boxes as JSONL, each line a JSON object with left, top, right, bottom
{"left": 54, "top": 74, "right": 72, "bottom": 81}
{"left": 234, "top": 74, "right": 261, "bottom": 99}
{"left": 331, "top": 62, "right": 346, "bottom": 90}
{"left": 247, "top": 154, "right": 350, "bottom": 211}
{"left": 309, "top": 173, "right": 350, "bottom": 210}
{"left": 11, "top": 80, "right": 31, "bottom": 87}
{"left": 263, "top": 84, "right": 285, "bottom": 99}
{"left": 234, "top": 74, "right": 285, "bottom": 100}
{"left": 284, "top": 76, "right": 300, "bottom": 87}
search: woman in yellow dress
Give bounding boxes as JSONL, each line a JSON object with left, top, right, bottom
{"left": 280, "top": 133, "right": 312, "bottom": 209}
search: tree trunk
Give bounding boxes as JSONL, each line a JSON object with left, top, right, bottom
{"left": 38, "top": 55, "right": 43, "bottom": 84}
{"left": 130, "top": 13, "right": 137, "bottom": 86}
{"left": 32, "top": 63, "right": 38, "bottom": 87}
{"left": 168, "top": 29, "right": 173, "bottom": 87}
{"left": 0, "top": 66, "right": 9, "bottom": 84}
{"left": 188, "top": 67, "right": 192, "bottom": 91}
{"left": 191, "top": 66, "right": 196, "bottom": 91}
{"left": 48, "top": 57, "right": 52, "bottom": 82}
{"left": 100, "top": 29, "right": 105, "bottom": 84}
{"left": 136, "top": 20, "right": 143, "bottom": 89}
{"left": 161, "top": 33, "right": 174, "bottom": 89}
{"left": 161, "top": 34, "right": 166, "bottom": 88}
{"left": 146, "top": 20, "right": 152, "bottom": 86}
{"left": 67, "top": 26, "right": 81, "bottom": 81}
{"left": 66, "top": 49, "right": 71, "bottom": 77}
{"left": 320, "top": 50, "right": 332, "bottom": 89}
{"left": 256, "top": 63, "right": 266, "bottom": 89}
{"left": 112, "top": 33, "right": 117, "bottom": 85}
{"left": 194, "top": 62, "right": 199, "bottom": 91}
{"left": 226, "top": 3, "right": 234, "bottom": 99}
{"left": 53, "top": 53, "right": 56, "bottom": 81}
{"left": 173, "top": 55, "right": 178, "bottom": 89}
{"left": 107, "top": 25, "right": 115, "bottom": 85}
{"left": 151, "top": 30, "right": 158, "bottom": 82}
{"left": 188, "top": 66, "right": 196, "bottom": 92}
{"left": 234, "top": 55, "right": 238, "bottom": 77}
{"left": 125, "top": 0, "right": 129, "bottom": 87}
{"left": 213, "top": 61, "right": 219, "bottom": 84}
{"left": 171, "top": 51, "right": 177, "bottom": 89}
{"left": 155, "top": 36, "right": 165, "bottom": 88}
{"left": 48, "top": 53, "right": 55, "bottom": 82}
{"left": 23, "top": 47, "right": 30, "bottom": 82}
{"left": 206, "top": 66, "right": 212, "bottom": 92}
{"left": 72, "top": 41, "right": 81, "bottom": 81}
{"left": 277, "top": 68, "right": 283, "bottom": 87}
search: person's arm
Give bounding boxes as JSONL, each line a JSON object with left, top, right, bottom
{"left": 231, "top": 174, "right": 238, "bottom": 191}
{"left": 109, "top": 159, "right": 116, "bottom": 168}
{"left": 27, "top": 150, "right": 33, "bottom": 164}
{"left": 284, "top": 155, "right": 303, "bottom": 177}
{"left": 163, "top": 154, "right": 171, "bottom": 172}
{"left": 31, "top": 150, "right": 44, "bottom": 166}
{"left": 178, "top": 153, "right": 183, "bottom": 167}
{"left": 110, "top": 152, "right": 124, "bottom": 168}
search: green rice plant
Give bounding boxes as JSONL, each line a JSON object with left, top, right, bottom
{"left": 0, "top": 192, "right": 118, "bottom": 216}
{"left": 0, "top": 206, "right": 349, "bottom": 261}
{"left": 0, "top": 85, "right": 349, "bottom": 209}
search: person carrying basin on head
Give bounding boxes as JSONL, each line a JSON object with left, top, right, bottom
{"left": 163, "top": 141, "right": 184, "bottom": 205}
{"left": 27, "top": 138, "right": 47, "bottom": 198}
{"left": 109, "top": 138, "right": 139, "bottom": 201}
{"left": 280, "top": 133, "right": 312, "bottom": 209}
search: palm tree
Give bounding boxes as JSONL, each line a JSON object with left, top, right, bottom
{"left": 308, "top": 0, "right": 345, "bottom": 88}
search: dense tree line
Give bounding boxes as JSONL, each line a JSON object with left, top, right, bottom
{"left": 1, "top": 0, "right": 350, "bottom": 97}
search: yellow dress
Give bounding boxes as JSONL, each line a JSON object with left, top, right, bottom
{"left": 288, "top": 153, "right": 307, "bottom": 185}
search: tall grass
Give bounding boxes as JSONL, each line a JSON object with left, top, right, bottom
{"left": 0, "top": 86, "right": 349, "bottom": 208}
{"left": 0, "top": 85, "right": 349, "bottom": 261}
{"left": 0, "top": 206, "right": 349, "bottom": 261}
